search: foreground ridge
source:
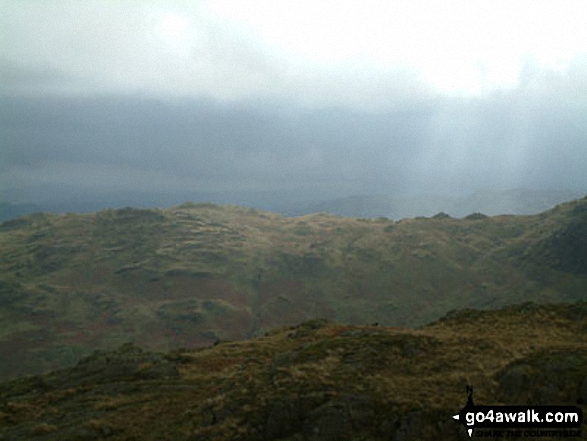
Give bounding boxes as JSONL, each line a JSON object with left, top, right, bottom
{"left": 1, "top": 302, "right": 586, "bottom": 440}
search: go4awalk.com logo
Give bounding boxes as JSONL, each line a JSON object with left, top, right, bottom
{"left": 452, "top": 386, "right": 584, "bottom": 438}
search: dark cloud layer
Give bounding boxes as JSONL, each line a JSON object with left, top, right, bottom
{"left": 1, "top": 2, "right": 586, "bottom": 217}
{"left": 1, "top": 87, "right": 586, "bottom": 212}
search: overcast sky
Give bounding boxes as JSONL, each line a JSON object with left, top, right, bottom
{"left": 1, "top": 1, "right": 586, "bottom": 208}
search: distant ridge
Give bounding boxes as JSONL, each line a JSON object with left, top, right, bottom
{"left": 296, "top": 188, "right": 584, "bottom": 219}
{"left": 1, "top": 187, "right": 583, "bottom": 222}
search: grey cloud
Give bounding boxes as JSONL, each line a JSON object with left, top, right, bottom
{"left": 1, "top": 85, "right": 586, "bottom": 208}
{"left": 2, "top": 1, "right": 586, "bottom": 217}
{"left": 0, "top": 60, "right": 81, "bottom": 95}
{"left": 0, "top": 96, "right": 426, "bottom": 184}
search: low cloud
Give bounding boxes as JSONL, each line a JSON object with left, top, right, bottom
{"left": 1, "top": 87, "right": 586, "bottom": 206}
{"left": 1, "top": 1, "right": 586, "bottom": 209}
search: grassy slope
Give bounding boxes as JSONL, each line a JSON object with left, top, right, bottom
{"left": 0, "top": 198, "right": 586, "bottom": 380}
{"left": 0, "top": 302, "right": 586, "bottom": 440}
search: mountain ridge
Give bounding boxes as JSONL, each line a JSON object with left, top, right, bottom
{"left": 1, "top": 188, "right": 583, "bottom": 221}
{"left": 0, "top": 197, "right": 586, "bottom": 381}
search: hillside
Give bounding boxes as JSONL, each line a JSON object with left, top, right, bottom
{"left": 0, "top": 302, "right": 586, "bottom": 440}
{"left": 0, "top": 197, "right": 586, "bottom": 380}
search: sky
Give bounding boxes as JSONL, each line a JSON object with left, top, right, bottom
{"left": 1, "top": 0, "right": 586, "bottom": 211}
